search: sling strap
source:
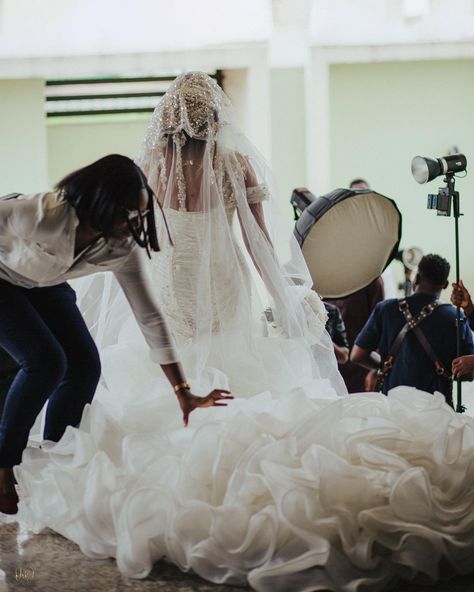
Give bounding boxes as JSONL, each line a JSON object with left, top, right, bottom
{"left": 398, "top": 299, "right": 451, "bottom": 379}
{"left": 375, "top": 298, "right": 449, "bottom": 391}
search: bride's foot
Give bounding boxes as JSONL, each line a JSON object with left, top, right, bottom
{"left": 0, "top": 468, "right": 19, "bottom": 515}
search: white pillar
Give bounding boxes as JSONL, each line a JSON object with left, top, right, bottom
{"left": 0, "top": 79, "right": 48, "bottom": 194}
{"left": 305, "top": 48, "right": 330, "bottom": 194}
{"left": 245, "top": 62, "right": 271, "bottom": 160}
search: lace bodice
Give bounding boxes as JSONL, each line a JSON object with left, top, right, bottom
{"left": 152, "top": 208, "right": 252, "bottom": 341}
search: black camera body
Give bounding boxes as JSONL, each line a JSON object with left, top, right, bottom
{"left": 427, "top": 186, "right": 452, "bottom": 216}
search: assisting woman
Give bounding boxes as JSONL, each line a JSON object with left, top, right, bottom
{"left": 0, "top": 154, "right": 232, "bottom": 515}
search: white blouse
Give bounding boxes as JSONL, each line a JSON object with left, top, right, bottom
{"left": 0, "top": 191, "right": 178, "bottom": 364}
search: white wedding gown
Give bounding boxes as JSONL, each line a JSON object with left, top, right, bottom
{"left": 13, "top": 70, "right": 474, "bottom": 591}
{"left": 14, "top": 209, "right": 474, "bottom": 592}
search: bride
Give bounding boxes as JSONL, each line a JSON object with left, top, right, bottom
{"left": 82, "top": 71, "right": 344, "bottom": 401}
{"left": 14, "top": 73, "right": 474, "bottom": 592}
{"left": 137, "top": 71, "right": 344, "bottom": 396}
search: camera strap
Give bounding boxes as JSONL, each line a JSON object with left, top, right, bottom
{"left": 375, "top": 298, "right": 449, "bottom": 391}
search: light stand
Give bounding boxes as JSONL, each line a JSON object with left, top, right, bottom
{"left": 450, "top": 174, "right": 465, "bottom": 413}
{"left": 429, "top": 173, "right": 465, "bottom": 413}
{"left": 399, "top": 269, "right": 413, "bottom": 298}
{"left": 395, "top": 247, "right": 423, "bottom": 298}
{"left": 412, "top": 153, "right": 467, "bottom": 413}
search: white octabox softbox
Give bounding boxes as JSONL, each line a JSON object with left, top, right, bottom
{"left": 293, "top": 188, "right": 402, "bottom": 298}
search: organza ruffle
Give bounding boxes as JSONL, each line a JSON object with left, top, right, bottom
{"left": 16, "top": 383, "right": 474, "bottom": 592}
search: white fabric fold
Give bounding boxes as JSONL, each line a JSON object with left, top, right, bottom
{"left": 15, "top": 387, "right": 474, "bottom": 591}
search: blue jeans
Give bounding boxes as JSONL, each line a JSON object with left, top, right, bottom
{"left": 0, "top": 280, "right": 101, "bottom": 467}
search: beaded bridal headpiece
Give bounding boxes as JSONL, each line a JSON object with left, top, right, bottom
{"left": 154, "top": 72, "right": 225, "bottom": 142}
{"left": 138, "top": 71, "right": 236, "bottom": 211}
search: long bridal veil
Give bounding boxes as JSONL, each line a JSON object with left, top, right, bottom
{"left": 78, "top": 72, "right": 346, "bottom": 399}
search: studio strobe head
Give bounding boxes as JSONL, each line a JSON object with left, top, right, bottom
{"left": 411, "top": 154, "right": 467, "bottom": 184}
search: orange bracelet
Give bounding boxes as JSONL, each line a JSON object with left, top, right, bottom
{"left": 173, "top": 382, "right": 190, "bottom": 393}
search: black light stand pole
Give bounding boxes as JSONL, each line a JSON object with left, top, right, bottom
{"left": 446, "top": 173, "right": 465, "bottom": 413}
{"left": 401, "top": 269, "right": 413, "bottom": 298}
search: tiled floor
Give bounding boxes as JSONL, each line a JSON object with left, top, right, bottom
{"left": 1, "top": 520, "right": 474, "bottom": 592}
{"left": 0, "top": 521, "right": 245, "bottom": 592}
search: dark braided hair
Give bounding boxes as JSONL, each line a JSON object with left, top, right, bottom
{"left": 56, "top": 154, "right": 164, "bottom": 256}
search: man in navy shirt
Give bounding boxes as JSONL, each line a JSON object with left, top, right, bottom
{"left": 351, "top": 254, "right": 474, "bottom": 406}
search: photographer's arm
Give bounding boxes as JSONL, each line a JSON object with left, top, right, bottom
{"left": 350, "top": 345, "right": 381, "bottom": 371}
{"left": 451, "top": 280, "right": 474, "bottom": 329}
{"left": 334, "top": 344, "right": 349, "bottom": 365}
{"left": 451, "top": 314, "right": 474, "bottom": 381}
{"left": 350, "top": 306, "right": 382, "bottom": 371}
{"left": 452, "top": 356, "right": 474, "bottom": 381}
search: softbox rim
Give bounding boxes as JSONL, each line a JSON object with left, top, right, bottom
{"left": 294, "top": 188, "right": 402, "bottom": 299}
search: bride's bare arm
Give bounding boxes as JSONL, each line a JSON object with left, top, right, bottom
{"left": 236, "top": 157, "right": 273, "bottom": 263}
{"left": 247, "top": 202, "right": 272, "bottom": 246}
{"left": 235, "top": 157, "right": 286, "bottom": 310}
{"left": 239, "top": 157, "right": 273, "bottom": 246}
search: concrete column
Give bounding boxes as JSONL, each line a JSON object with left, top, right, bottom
{"left": 0, "top": 78, "right": 48, "bottom": 194}
{"left": 305, "top": 49, "right": 330, "bottom": 194}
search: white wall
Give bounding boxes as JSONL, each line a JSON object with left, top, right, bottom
{"left": 224, "top": 66, "right": 271, "bottom": 159}
{"left": 47, "top": 115, "right": 150, "bottom": 186}
{"left": 3, "top": 0, "right": 474, "bottom": 60}
{"left": 0, "top": 79, "right": 48, "bottom": 194}
{"left": 310, "top": 0, "right": 474, "bottom": 45}
{"left": 329, "top": 59, "right": 474, "bottom": 291}
{"left": 0, "top": 0, "right": 271, "bottom": 57}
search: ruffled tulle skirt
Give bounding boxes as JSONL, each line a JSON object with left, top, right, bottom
{"left": 15, "top": 369, "right": 474, "bottom": 592}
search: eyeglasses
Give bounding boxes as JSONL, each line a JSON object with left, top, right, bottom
{"left": 123, "top": 208, "right": 150, "bottom": 222}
